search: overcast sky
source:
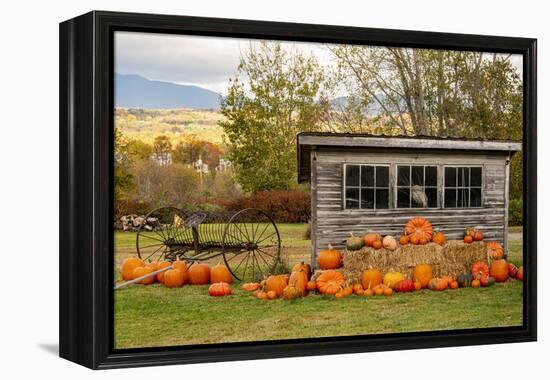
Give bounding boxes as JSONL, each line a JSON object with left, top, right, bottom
{"left": 115, "top": 31, "right": 523, "bottom": 96}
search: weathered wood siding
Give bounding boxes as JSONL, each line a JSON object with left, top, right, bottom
{"left": 312, "top": 148, "right": 510, "bottom": 263}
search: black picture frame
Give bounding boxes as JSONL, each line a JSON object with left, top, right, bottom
{"left": 59, "top": 10, "right": 537, "bottom": 369}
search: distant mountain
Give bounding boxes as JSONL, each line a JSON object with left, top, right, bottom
{"left": 115, "top": 74, "right": 222, "bottom": 109}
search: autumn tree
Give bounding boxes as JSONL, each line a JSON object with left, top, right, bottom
{"left": 153, "top": 135, "right": 172, "bottom": 164}
{"left": 220, "top": 42, "right": 327, "bottom": 193}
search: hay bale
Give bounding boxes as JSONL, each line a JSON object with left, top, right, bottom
{"left": 336, "top": 240, "right": 487, "bottom": 284}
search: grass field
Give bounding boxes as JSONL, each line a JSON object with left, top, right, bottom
{"left": 114, "top": 224, "right": 524, "bottom": 349}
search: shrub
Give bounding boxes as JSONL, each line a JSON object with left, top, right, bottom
{"left": 509, "top": 198, "right": 523, "bottom": 226}
{"left": 226, "top": 190, "right": 310, "bottom": 223}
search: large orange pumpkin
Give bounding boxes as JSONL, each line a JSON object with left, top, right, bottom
{"left": 405, "top": 217, "right": 433, "bottom": 241}
{"left": 188, "top": 264, "right": 211, "bottom": 285}
{"left": 413, "top": 264, "right": 433, "bottom": 288}
{"left": 172, "top": 260, "right": 188, "bottom": 274}
{"left": 289, "top": 269, "right": 308, "bottom": 296}
{"left": 291, "top": 262, "right": 311, "bottom": 280}
{"left": 315, "top": 270, "right": 345, "bottom": 295}
{"left": 208, "top": 282, "right": 232, "bottom": 296}
{"left": 210, "top": 263, "right": 233, "bottom": 284}
{"left": 132, "top": 266, "right": 155, "bottom": 285}
{"left": 164, "top": 269, "right": 186, "bottom": 288}
{"left": 317, "top": 244, "right": 342, "bottom": 269}
{"left": 490, "top": 259, "right": 509, "bottom": 282}
{"left": 361, "top": 268, "right": 382, "bottom": 289}
{"left": 156, "top": 261, "right": 173, "bottom": 283}
{"left": 471, "top": 261, "right": 490, "bottom": 280}
{"left": 121, "top": 257, "right": 145, "bottom": 281}
{"left": 265, "top": 275, "right": 288, "bottom": 297}
{"left": 487, "top": 242, "right": 504, "bottom": 260}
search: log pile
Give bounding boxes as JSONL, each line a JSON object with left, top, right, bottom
{"left": 118, "top": 214, "right": 160, "bottom": 231}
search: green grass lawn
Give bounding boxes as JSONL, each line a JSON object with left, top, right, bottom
{"left": 114, "top": 224, "right": 524, "bottom": 349}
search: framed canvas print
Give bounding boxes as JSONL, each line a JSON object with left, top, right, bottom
{"left": 59, "top": 11, "right": 537, "bottom": 369}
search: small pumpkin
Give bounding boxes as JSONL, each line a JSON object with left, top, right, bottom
{"left": 289, "top": 268, "right": 308, "bottom": 296}
{"left": 241, "top": 282, "right": 261, "bottom": 291}
{"left": 372, "top": 239, "right": 383, "bottom": 250}
{"left": 465, "top": 227, "right": 477, "bottom": 238}
{"left": 432, "top": 231, "right": 447, "bottom": 246}
{"left": 383, "top": 287, "right": 393, "bottom": 297}
{"left": 282, "top": 286, "right": 301, "bottom": 300}
{"left": 373, "top": 285, "right": 385, "bottom": 296}
{"left": 516, "top": 266, "right": 523, "bottom": 281}
{"left": 487, "top": 241, "right": 504, "bottom": 260}
{"left": 363, "top": 288, "right": 374, "bottom": 297}
{"left": 346, "top": 233, "right": 364, "bottom": 251}
{"left": 266, "top": 290, "right": 278, "bottom": 300}
{"left": 335, "top": 290, "right": 346, "bottom": 299}
{"left": 306, "top": 280, "right": 316, "bottom": 292}
{"left": 361, "top": 268, "right": 382, "bottom": 290}
{"left": 132, "top": 266, "right": 155, "bottom": 285}
{"left": 363, "top": 232, "right": 382, "bottom": 247}
{"left": 428, "top": 278, "right": 448, "bottom": 291}
{"left": 353, "top": 283, "right": 364, "bottom": 295}
{"left": 413, "top": 280, "right": 422, "bottom": 291}
{"left": 490, "top": 259, "right": 509, "bottom": 282}
{"left": 316, "top": 270, "right": 345, "bottom": 295}
{"left": 464, "top": 235, "right": 473, "bottom": 244}
{"left": 480, "top": 275, "right": 495, "bottom": 287}
{"left": 473, "top": 230, "right": 484, "bottom": 241}
{"left": 172, "top": 260, "right": 188, "bottom": 273}
{"left": 418, "top": 236, "right": 428, "bottom": 245}
{"left": 188, "top": 264, "right": 211, "bottom": 285}
{"left": 410, "top": 234, "right": 420, "bottom": 245}
{"left": 265, "top": 275, "right": 288, "bottom": 297}
{"left": 471, "top": 261, "right": 490, "bottom": 280}
{"left": 441, "top": 275, "right": 454, "bottom": 286}
{"left": 343, "top": 285, "right": 353, "bottom": 296}
{"left": 164, "top": 269, "right": 186, "bottom": 288}
{"left": 317, "top": 244, "right": 343, "bottom": 270}
{"left": 507, "top": 263, "right": 518, "bottom": 278}
{"left": 208, "top": 282, "right": 232, "bottom": 296}
{"left": 156, "top": 261, "right": 173, "bottom": 283}
{"left": 413, "top": 264, "right": 433, "bottom": 288}
{"left": 210, "top": 263, "right": 233, "bottom": 284}
{"left": 399, "top": 234, "right": 410, "bottom": 245}
{"left": 383, "top": 272, "right": 404, "bottom": 289}
{"left": 471, "top": 279, "right": 481, "bottom": 288}
{"left": 457, "top": 273, "right": 473, "bottom": 287}
{"left": 291, "top": 262, "right": 311, "bottom": 280}
{"left": 256, "top": 291, "right": 268, "bottom": 300}
{"left": 382, "top": 235, "right": 398, "bottom": 251}
{"left": 121, "top": 257, "right": 144, "bottom": 281}
{"left": 449, "top": 281, "right": 459, "bottom": 289}
{"left": 394, "top": 279, "right": 415, "bottom": 293}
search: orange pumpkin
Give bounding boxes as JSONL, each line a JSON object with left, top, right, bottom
{"left": 121, "top": 257, "right": 144, "bottom": 281}
{"left": 473, "top": 230, "right": 484, "bottom": 241}
{"left": 399, "top": 234, "right": 410, "bottom": 245}
{"left": 208, "top": 282, "right": 232, "bottom": 296}
{"left": 172, "top": 260, "right": 188, "bottom": 274}
{"left": 413, "top": 280, "right": 422, "bottom": 291}
{"left": 289, "top": 269, "right": 308, "bottom": 296}
{"left": 306, "top": 280, "right": 316, "bottom": 292}
{"left": 410, "top": 234, "right": 420, "bottom": 245}
{"left": 210, "top": 263, "right": 233, "bottom": 284}
{"left": 132, "top": 266, "right": 155, "bottom": 285}
{"left": 432, "top": 231, "right": 447, "bottom": 246}
{"left": 464, "top": 235, "right": 473, "bottom": 244}
{"left": 188, "top": 264, "right": 211, "bottom": 285}
{"left": 373, "top": 285, "right": 385, "bottom": 296}
{"left": 383, "top": 287, "right": 393, "bottom": 297}
{"left": 241, "top": 282, "right": 261, "bottom": 291}
{"left": 471, "top": 279, "right": 481, "bottom": 288}
{"left": 363, "top": 232, "right": 381, "bottom": 247}
{"left": 317, "top": 244, "right": 343, "bottom": 270}
{"left": 516, "top": 266, "right": 524, "bottom": 281}
{"left": 490, "top": 259, "right": 509, "bottom": 282}
{"left": 282, "top": 286, "right": 301, "bottom": 300}
{"left": 343, "top": 285, "right": 353, "bottom": 296}
{"left": 266, "top": 290, "right": 278, "bottom": 300}
{"left": 291, "top": 262, "right": 311, "bottom": 280}
{"left": 450, "top": 280, "right": 459, "bottom": 289}
{"left": 156, "top": 261, "right": 173, "bottom": 283}
{"left": 440, "top": 275, "right": 454, "bottom": 286}
{"left": 372, "top": 239, "right": 383, "bottom": 250}
{"left": 335, "top": 291, "right": 346, "bottom": 299}
{"left": 163, "top": 268, "right": 186, "bottom": 288}
{"left": 256, "top": 291, "right": 268, "bottom": 300}
{"left": 315, "top": 270, "right": 345, "bottom": 295}
{"left": 353, "top": 283, "right": 364, "bottom": 295}
{"left": 428, "top": 278, "right": 448, "bottom": 291}
{"left": 265, "top": 275, "right": 288, "bottom": 297}
{"left": 405, "top": 217, "right": 433, "bottom": 241}
{"left": 487, "top": 241, "right": 504, "bottom": 260}
{"left": 471, "top": 261, "right": 490, "bottom": 280}
{"left": 413, "top": 264, "right": 433, "bottom": 288}
{"left": 363, "top": 288, "right": 374, "bottom": 296}
{"left": 361, "top": 268, "right": 382, "bottom": 289}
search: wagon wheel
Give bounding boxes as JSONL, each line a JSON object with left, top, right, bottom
{"left": 222, "top": 208, "right": 282, "bottom": 282}
{"left": 136, "top": 206, "right": 190, "bottom": 262}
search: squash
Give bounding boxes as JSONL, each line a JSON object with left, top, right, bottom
{"left": 164, "top": 269, "right": 186, "bottom": 288}
{"left": 490, "top": 259, "right": 509, "bottom": 282}
{"left": 507, "top": 263, "right": 518, "bottom": 278}
{"left": 405, "top": 217, "right": 433, "bottom": 241}
{"left": 382, "top": 235, "right": 398, "bottom": 251}
{"left": 289, "top": 269, "right": 308, "bottom": 296}
{"left": 306, "top": 280, "right": 316, "bottom": 292}
{"left": 208, "top": 282, "right": 232, "bottom": 296}
{"left": 346, "top": 233, "right": 364, "bottom": 251}
{"left": 317, "top": 244, "right": 343, "bottom": 269}
{"left": 241, "top": 282, "right": 261, "bottom": 291}
{"left": 210, "top": 263, "right": 233, "bottom": 284}
{"left": 471, "top": 261, "right": 490, "bottom": 280}
{"left": 132, "top": 266, "right": 155, "bottom": 285}
{"left": 363, "top": 232, "right": 381, "bottom": 247}
{"left": 457, "top": 273, "right": 473, "bottom": 287}
{"left": 265, "top": 275, "right": 288, "bottom": 297}
{"left": 383, "top": 272, "right": 404, "bottom": 289}
{"left": 361, "top": 268, "right": 382, "bottom": 289}
{"left": 413, "top": 264, "right": 433, "bottom": 288}
{"left": 516, "top": 266, "right": 524, "bottom": 281}
{"left": 282, "top": 286, "right": 302, "bottom": 300}
{"left": 487, "top": 241, "right": 504, "bottom": 260}
{"left": 291, "top": 262, "right": 311, "bottom": 280}
{"left": 188, "top": 264, "right": 211, "bottom": 285}
{"left": 156, "top": 261, "right": 173, "bottom": 283}
{"left": 432, "top": 231, "right": 447, "bottom": 246}
{"left": 394, "top": 279, "right": 415, "bottom": 293}
{"left": 315, "top": 270, "right": 345, "bottom": 295}
{"left": 372, "top": 239, "right": 382, "bottom": 250}
{"left": 121, "top": 257, "right": 144, "bottom": 281}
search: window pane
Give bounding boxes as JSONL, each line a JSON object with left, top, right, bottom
{"left": 360, "top": 188, "right": 374, "bottom": 209}
{"left": 411, "top": 166, "right": 424, "bottom": 186}
{"left": 425, "top": 166, "right": 437, "bottom": 186}
{"left": 411, "top": 185, "right": 427, "bottom": 208}
{"left": 376, "top": 166, "right": 389, "bottom": 187}
{"left": 346, "top": 165, "right": 360, "bottom": 186}
{"left": 397, "top": 187, "right": 410, "bottom": 208}
{"left": 470, "top": 187, "right": 482, "bottom": 207}
{"left": 471, "top": 167, "right": 482, "bottom": 186}
{"left": 459, "top": 167, "right": 469, "bottom": 187}
{"left": 425, "top": 187, "right": 438, "bottom": 208}
{"left": 376, "top": 189, "right": 389, "bottom": 209}
{"left": 345, "top": 188, "right": 359, "bottom": 209}
{"left": 361, "top": 165, "right": 374, "bottom": 187}
{"left": 445, "top": 188, "right": 457, "bottom": 208}
{"left": 445, "top": 167, "right": 456, "bottom": 187}
{"left": 457, "top": 188, "right": 468, "bottom": 207}
{"left": 397, "top": 166, "right": 410, "bottom": 186}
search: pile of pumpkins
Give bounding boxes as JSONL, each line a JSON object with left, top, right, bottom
{"left": 243, "top": 262, "right": 314, "bottom": 300}
{"left": 120, "top": 257, "right": 235, "bottom": 296}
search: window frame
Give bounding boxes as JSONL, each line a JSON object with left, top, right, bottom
{"left": 342, "top": 163, "right": 391, "bottom": 210}
{"left": 442, "top": 164, "right": 484, "bottom": 209}
{"left": 393, "top": 164, "right": 439, "bottom": 209}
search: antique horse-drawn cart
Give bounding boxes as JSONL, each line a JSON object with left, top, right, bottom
{"left": 135, "top": 207, "right": 282, "bottom": 282}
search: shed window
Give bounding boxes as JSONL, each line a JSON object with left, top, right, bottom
{"left": 396, "top": 165, "right": 438, "bottom": 208}
{"left": 344, "top": 165, "right": 389, "bottom": 209}
{"left": 444, "top": 167, "right": 482, "bottom": 208}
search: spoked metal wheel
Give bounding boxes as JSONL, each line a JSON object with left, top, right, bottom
{"left": 136, "top": 206, "right": 190, "bottom": 262}
{"left": 222, "top": 208, "right": 282, "bottom": 282}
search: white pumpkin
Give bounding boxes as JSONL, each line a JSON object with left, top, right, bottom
{"left": 382, "top": 235, "right": 397, "bottom": 251}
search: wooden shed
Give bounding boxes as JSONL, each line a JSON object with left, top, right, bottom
{"left": 297, "top": 132, "right": 522, "bottom": 268}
